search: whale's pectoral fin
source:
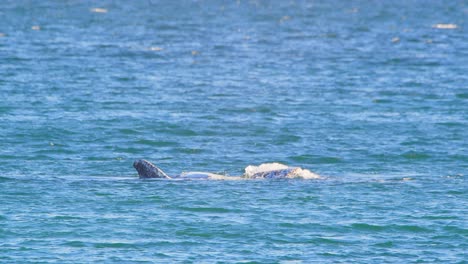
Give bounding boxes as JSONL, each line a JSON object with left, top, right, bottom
{"left": 133, "top": 159, "right": 171, "bottom": 179}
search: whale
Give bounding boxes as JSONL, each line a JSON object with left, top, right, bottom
{"left": 133, "top": 159, "right": 320, "bottom": 180}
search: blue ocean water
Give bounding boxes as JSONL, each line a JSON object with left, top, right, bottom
{"left": 0, "top": 0, "right": 467, "bottom": 262}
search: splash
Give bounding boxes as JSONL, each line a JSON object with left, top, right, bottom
{"left": 244, "top": 163, "right": 320, "bottom": 179}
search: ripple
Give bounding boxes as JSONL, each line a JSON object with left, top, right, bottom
{"left": 401, "top": 152, "right": 431, "bottom": 160}
{"left": 374, "top": 241, "right": 394, "bottom": 248}
{"left": 290, "top": 155, "right": 342, "bottom": 164}
{"left": 93, "top": 242, "right": 138, "bottom": 249}
{"left": 176, "top": 206, "right": 234, "bottom": 213}
{"left": 135, "top": 139, "right": 179, "bottom": 147}
{"left": 175, "top": 229, "right": 214, "bottom": 238}
{"left": 350, "top": 223, "right": 387, "bottom": 231}
{"left": 62, "top": 241, "right": 87, "bottom": 247}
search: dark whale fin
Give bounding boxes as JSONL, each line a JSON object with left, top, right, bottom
{"left": 133, "top": 159, "right": 171, "bottom": 179}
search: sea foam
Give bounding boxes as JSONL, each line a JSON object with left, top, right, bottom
{"left": 244, "top": 163, "right": 320, "bottom": 179}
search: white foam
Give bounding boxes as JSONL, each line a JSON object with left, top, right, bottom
{"left": 432, "top": 23, "right": 457, "bottom": 29}
{"left": 244, "top": 162, "right": 289, "bottom": 175}
{"left": 244, "top": 163, "right": 320, "bottom": 179}
{"left": 175, "top": 163, "right": 320, "bottom": 180}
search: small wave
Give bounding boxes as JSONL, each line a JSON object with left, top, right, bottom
{"left": 0, "top": 176, "right": 15, "bottom": 182}
{"left": 93, "top": 242, "right": 138, "bottom": 249}
{"left": 350, "top": 223, "right": 430, "bottom": 233}
{"left": 374, "top": 241, "right": 394, "bottom": 248}
{"left": 135, "top": 139, "right": 178, "bottom": 147}
{"left": 63, "top": 241, "right": 87, "bottom": 247}
{"left": 351, "top": 223, "right": 386, "bottom": 231}
{"left": 291, "top": 155, "right": 341, "bottom": 164}
{"left": 177, "top": 206, "right": 233, "bottom": 213}
{"left": 401, "top": 152, "right": 430, "bottom": 160}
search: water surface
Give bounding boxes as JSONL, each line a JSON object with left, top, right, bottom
{"left": 0, "top": 1, "right": 466, "bottom": 262}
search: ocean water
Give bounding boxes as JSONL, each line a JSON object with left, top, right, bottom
{"left": 0, "top": 0, "right": 467, "bottom": 262}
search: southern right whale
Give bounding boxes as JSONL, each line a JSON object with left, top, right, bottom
{"left": 133, "top": 159, "right": 320, "bottom": 180}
